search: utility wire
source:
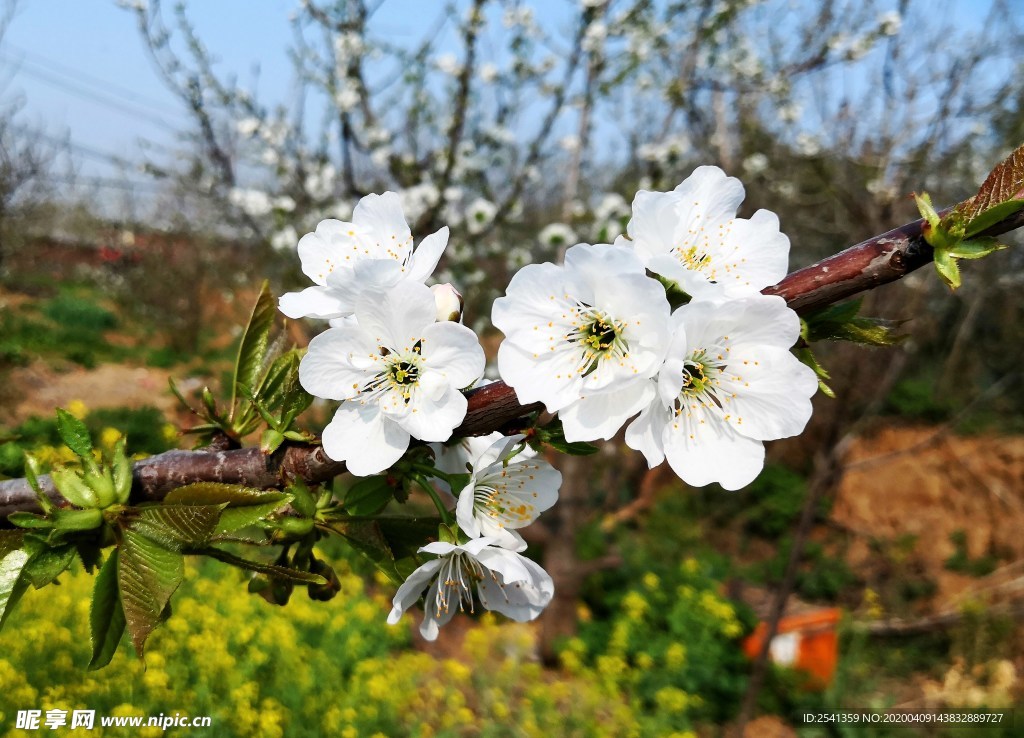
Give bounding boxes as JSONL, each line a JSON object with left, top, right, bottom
{"left": 0, "top": 51, "right": 183, "bottom": 132}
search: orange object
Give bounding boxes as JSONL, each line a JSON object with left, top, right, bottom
{"left": 742, "top": 608, "right": 841, "bottom": 689}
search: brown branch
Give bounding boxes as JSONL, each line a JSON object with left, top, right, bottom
{"left": 1, "top": 205, "right": 1021, "bottom": 520}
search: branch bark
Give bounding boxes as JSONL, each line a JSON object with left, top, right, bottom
{"left": 1, "top": 206, "right": 1021, "bottom": 520}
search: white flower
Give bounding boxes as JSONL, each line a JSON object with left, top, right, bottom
{"left": 878, "top": 11, "right": 902, "bottom": 37}
{"left": 432, "top": 429, "right": 536, "bottom": 477}
{"left": 620, "top": 166, "right": 789, "bottom": 299}
{"left": 493, "top": 243, "right": 671, "bottom": 442}
{"left": 456, "top": 434, "right": 561, "bottom": 550}
{"left": 742, "top": 153, "right": 769, "bottom": 175}
{"left": 235, "top": 117, "right": 261, "bottom": 138}
{"left": 299, "top": 281, "right": 484, "bottom": 475}
{"left": 435, "top": 53, "right": 459, "bottom": 75}
{"left": 388, "top": 537, "right": 554, "bottom": 641}
{"left": 466, "top": 197, "right": 497, "bottom": 234}
{"left": 228, "top": 188, "right": 272, "bottom": 218}
{"left": 538, "top": 223, "right": 577, "bottom": 248}
{"left": 279, "top": 192, "right": 448, "bottom": 321}
{"left": 479, "top": 62, "right": 499, "bottom": 83}
{"left": 270, "top": 225, "right": 298, "bottom": 253}
{"left": 626, "top": 295, "right": 817, "bottom": 491}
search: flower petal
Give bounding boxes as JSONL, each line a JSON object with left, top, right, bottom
{"left": 406, "top": 227, "right": 449, "bottom": 283}
{"left": 625, "top": 397, "right": 669, "bottom": 467}
{"left": 717, "top": 346, "right": 818, "bottom": 441}
{"left": 299, "top": 326, "right": 376, "bottom": 400}
{"left": 353, "top": 280, "right": 436, "bottom": 351}
{"left": 662, "top": 405, "right": 765, "bottom": 490}
{"left": 278, "top": 285, "right": 350, "bottom": 320}
{"left": 387, "top": 558, "right": 444, "bottom": 625}
{"left": 559, "top": 378, "right": 656, "bottom": 442}
{"left": 352, "top": 191, "right": 414, "bottom": 259}
{"left": 419, "top": 321, "right": 485, "bottom": 389}
{"left": 395, "top": 385, "right": 467, "bottom": 442}
{"left": 321, "top": 402, "right": 410, "bottom": 475}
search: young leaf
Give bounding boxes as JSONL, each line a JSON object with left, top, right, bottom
{"left": 129, "top": 504, "right": 226, "bottom": 551}
{"left": 344, "top": 475, "right": 395, "bottom": 516}
{"left": 50, "top": 467, "right": 99, "bottom": 509}
{"left": 118, "top": 529, "right": 184, "bottom": 659}
{"left": 55, "top": 407, "right": 93, "bottom": 459}
{"left": 23, "top": 543, "right": 76, "bottom": 588}
{"left": 89, "top": 549, "right": 126, "bottom": 670}
{"left": 327, "top": 519, "right": 403, "bottom": 584}
{"left": 0, "top": 547, "right": 31, "bottom": 630}
{"left": 934, "top": 248, "right": 962, "bottom": 290}
{"left": 216, "top": 498, "right": 291, "bottom": 535}
{"left": 956, "top": 141, "right": 1024, "bottom": 226}
{"left": 7, "top": 512, "right": 55, "bottom": 529}
{"left": 803, "top": 300, "right": 905, "bottom": 347}
{"left": 165, "top": 482, "right": 283, "bottom": 507}
{"left": 52, "top": 508, "right": 105, "bottom": 531}
{"left": 231, "top": 281, "right": 277, "bottom": 417}
{"left": 946, "top": 237, "right": 1007, "bottom": 260}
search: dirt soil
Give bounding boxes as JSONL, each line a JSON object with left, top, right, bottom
{"left": 833, "top": 425, "right": 1024, "bottom": 608}
{"left": 5, "top": 362, "right": 181, "bottom": 424}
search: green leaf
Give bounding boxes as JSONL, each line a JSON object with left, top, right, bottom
{"left": 327, "top": 519, "right": 403, "bottom": 584}
{"left": 0, "top": 547, "right": 30, "bottom": 630}
{"left": 260, "top": 428, "right": 285, "bottom": 454}
{"left": 55, "top": 407, "right": 93, "bottom": 459}
{"left": 118, "top": 529, "right": 184, "bottom": 659}
{"left": 255, "top": 349, "right": 302, "bottom": 411}
{"left": 23, "top": 544, "right": 76, "bottom": 588}
{"left": 23, "top": 456, "right": 55, "bottom": 515}
{"left": 50, "top": 467, "right": 99, "bottom": 508}
{"left": 803, "top": 300, "right": 906, "bottom": 347}
{"left": 165, "top": 482, "right": 280, "bottom": 507}
{"left": 344, "top": 475, "right": 395, "bottom": 516}
{"left": 216, "top": 498, "right": 291, "bottom": 535}
{"left": 934, "top": 248, "right": 962, "bottom": 290}
{"left": 0, "top": 531, "right": 25, "bottom": 559}
{"left": 535, "top": 419, "right": 601, "bottom": 456}
{"left": 89, "top": 549, "right": 126, "bottom": 670}
{"left": 232, "top": 281, "right": 277, "bottom": 416}
{"left": 200, "top": 547, "right": 327, "bottom": 585}
{"left": 956, "top": 141, "right": 1024, "bottom": 225}
{"left": 287, "top": 478, "right": 317, "bottom": 518}
{"left": 963, "top": 200, "right": 1024, "bottom": 238}
{"left": 52, "top": 508, "right": 104, "bottom": 531}
{"left": 795, "top": 347, "right": 835, "bottom": 399}
{"left": 129, "top": 504, "right": 226, "bottom": 551}
{"left": 946, "top": 237, "right": 1007, "bottom": 260}
{"left": 7, "top": 512, "right": 53, "bottom": 529}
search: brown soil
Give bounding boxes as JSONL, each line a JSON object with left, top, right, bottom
{"left": 5, "top": 362, "right": 179, "bottom": 424}
{"left": 833, "top": 425, "right": 1024, "bottom": 608}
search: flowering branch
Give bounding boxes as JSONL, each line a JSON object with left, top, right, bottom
{"left": 0, "top": 203, "right": 1020, "bottom": 520}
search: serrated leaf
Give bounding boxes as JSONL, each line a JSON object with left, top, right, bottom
{"left": 232, "top": 281, "right": 277, "bottom": 416}
{"left": 118, "top": 529, "right": 183, "bottom": 659}
{"left": 55, "top": 408, "right": 93, "bottom": 459}
{"left": 963, "top": 200, "right": 1024, "bottom": 238}
{"left": 957, "top": 142, "right": 1024, "bottom": 225}
{"left": 256, "top": 349, "right": 301, "bottom": 411}
{"left": 0, "top": 548, "right": 30, "bottom": 630}
{"left": 547, "top": 438, "right": 600, "bottom": 456}
{"left": 327, "top": 519, "right": 402, "bottom": 584}
{"left": 52, "top": 508, "right": 104, "bottom": 531}
{"left": 89, "top": 549, "right": 125, "bottom": 670}
{"left": 129, "top": 504, "right": 226, "bottom": 551}
{"left": 165, "top": 482, "right": 285, "bottom": 507}
{"left": 8, "top": 512, "right": 54, "bottom": 529}
{"left": 260, "top": 428, "right": 285, "bottom": 454}
{"left": 23, "top": 544, "right": 76, "bottom": 588}
{"left": 200, "top": 547, "right": 327, "bottom": 584}
{"left": 803, "top": 300, "right": 905, "bottom": 347}
{"left": 0, "top": 531, "right": 26, "bottom": 559}
{"left": 795, "top": 347, "right": 835, "bottom": 399}
{"left": 287, "top": 478, "right": 317, "bottom": 518}
{"left": 344, "top": 475, "right": 395, "bottom": 516}
{"left": 946, "top": 237, "right": 1007, "bottom": 260}
{"left": 50, "top": 467, "right": 99, "bottom": 508}
{"left": 376, "top": 516, "right": 443, "bottom": 561}
{"left": 216, "top": 498, "right": 291, "bottom": 534}
{"left": 934, "top": 248, "right": 962, "bottom": 289}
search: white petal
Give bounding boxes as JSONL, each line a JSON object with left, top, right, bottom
{"left": 663, "top": 406, "right": 765, "bottom": 491}
{"left": 625, "top": 398, "right": 669, "bottom": 467}
{"left": 671, "top": 165, "right": 745, "bottom": 223}
{"left": 299, "top": 327, "right": 375, "bottom": 400}
{"left": 352, "top": 192, "right": 414, "bottom": 259}
{"left": 456, "top": 480, "right": 483, "bottom": 539}
{"left": 419, "top": 541, "right": 460, "bottom": 556}
{"left": 420, "top": 578, "right": 459, "bottom": 641}
{"left": 717, "top": 346, "right": 818, "bottom": 441}
{"left": 387, "top": 558, "right": 444, "bottom": 625}
{"left": 297, "top": 223, "right": 355, "bottom": 285}
{"left": 322, "top": 402, "right": 410, "bottom": 475}
{"left": 397, "top": 385, "right": 467, "bottom": 442}
{"left": 716, "top": 210, "right": 790, "bottom": 297}
{"left": 475, "top": 553, "right": 554, "bottom": 621}
{"left": 353, "top": 281, "right": 436, "bottom": 351}
{"left": 496, "top": 341, "right": 582, "bottom": 411}
{"left": 419, "top": 322, "right": 485, "bottom": 389}
{"left": 406, "top": 227, "right": 449, "bottom": 283}
{"left": 559, "top": 378, "right": 656, "bottom": 442}
{"left": 278, "top": 285, "right": 350, "bottom": 320}
{"left": 325, "top": 258, "right": 405, "bottom": 306}
{"left": 563, "top": 242, "right": 645, "bottom": 283}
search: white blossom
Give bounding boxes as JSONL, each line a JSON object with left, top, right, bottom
{"left": 879, "top": 11, "right": 902, "bottom": 36}
{"left": 620, "top": 166, "right": 790, "bottom": 299}
{"left": 270, "top": 225, "right": 298, "bottom": 253}
{"left": 493, "top": 243, "right": 671, "bottom": 442}
{"left": 435, "top": 53, "right": 460, "bottom": 75}
{"left": 538, "top": 223, "right": 577, "bottom": 248}
{"left": 626, "top": 295, "right": 817, "bottom": 490}
{"left": 466, "top": 197, "right": 497, "bottom": 234}
{"left": 742, "top": 153, "right": 769, "bottom": 175}
{"left": 279, "top": 192, "right": 448, "bottom": 321}
{"left": 431, "top": 283, "right": 464, "bottom": 323}
{"left": 479, "top": 62, "right": 499, "bottom": 83}
{"left": 455, "top": 434, "right": 560, "bottom": 550}
{"left": 299, "top": 281, "right": 485, "bottom": 475}
{"left": 228, "top": 188, "right": 273, "bottom": 218}
{"left": 388, "top": 538, "right": 554, "bottom": 641}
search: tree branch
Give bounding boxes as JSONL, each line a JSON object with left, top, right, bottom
{"left": 1, "top": 206, "right": 1020, "bottom": 519}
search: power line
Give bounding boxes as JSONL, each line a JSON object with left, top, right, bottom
{"left": 0, "top": 51, "right": 184, "bottom": 132}
{"left": 3, "top": 42, "right": 184, "bottom": 118}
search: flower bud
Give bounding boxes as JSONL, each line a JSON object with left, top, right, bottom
{"left": 431, "top": 283, "right": 464, "bottom": 323}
